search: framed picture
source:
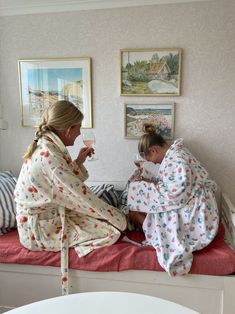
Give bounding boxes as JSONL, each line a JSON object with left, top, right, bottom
{"left": 18, "top": 58, "right": 92, "bottom": 128}
{"left": 125, "top": 103, "right": 175, "bottom": 140}
{"left": 120, "top": 48, "right": 182, "bottom": 96}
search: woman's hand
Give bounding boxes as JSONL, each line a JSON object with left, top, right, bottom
{"left": 75, "top": 147, "right": 94, "bottom": 166}
{"left": 133, "top": 173, "right": 157, "bottom": 184}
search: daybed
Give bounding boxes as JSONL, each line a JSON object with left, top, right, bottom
{"left": 0, "top": 178, "right": 235, "bottom": 314}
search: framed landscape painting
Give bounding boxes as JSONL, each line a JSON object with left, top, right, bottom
{"left": 120, "top": 48, "right": 182, "bottom": 96}
{"left": 125, "top": 103, "right": 175, "bottom": 140}
{"left": 18, "top": 58, "right": 92, "bottom": 128}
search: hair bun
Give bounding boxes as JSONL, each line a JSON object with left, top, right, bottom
{"left": 143, "top": 123, "right": 156, "bottom": 135}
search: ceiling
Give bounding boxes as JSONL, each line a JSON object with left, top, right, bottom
{"left": 0, "top": 0, "right": 213, "bottom": 16}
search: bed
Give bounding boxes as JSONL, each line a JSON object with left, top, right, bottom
{"left": 0, "top": 179, "right": 235, "bottom": 314}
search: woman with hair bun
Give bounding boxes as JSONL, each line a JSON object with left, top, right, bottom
{"left": 128, "top": 123, "right": 219, "bottom": 276}
{"left": 14, "top": 100, "right": 126, "bottom": 294}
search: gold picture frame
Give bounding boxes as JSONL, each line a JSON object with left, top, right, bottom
{"left": 120, "top": 48, "right": 182, "bottom": 96}
{"left": 18, "top": 57, "right": 93, "bottom": 128}
{"left": 124, "top": 102, "right": 175, "bottom": 140}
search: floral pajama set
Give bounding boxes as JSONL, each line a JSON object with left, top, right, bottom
{"left": 14, "top": 132, "right": 126, "bottom": 294}
{"left": 128, "top": 138, "right": 219, "bottom": 276}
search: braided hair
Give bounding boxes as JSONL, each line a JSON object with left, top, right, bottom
{"left": 23, "top": 100, "right": 83, "bottom": 160}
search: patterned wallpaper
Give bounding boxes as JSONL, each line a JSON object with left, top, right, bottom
{"left": 0, "top": 0, "right": 234, "bottom": 203}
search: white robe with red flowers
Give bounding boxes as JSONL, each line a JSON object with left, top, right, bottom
{"left": 14, "top": 132, "right": 126, "bottom": 294}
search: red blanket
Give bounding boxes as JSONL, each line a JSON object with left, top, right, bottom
{"left": 0, "top": 224, "right": 235, "bottom": 275}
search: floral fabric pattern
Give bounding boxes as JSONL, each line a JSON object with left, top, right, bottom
{"left": 14, "top": 132, "right": 126, "bottom": 294}
{"left": 127, "top": 138, "right": 219, "bottom": 276}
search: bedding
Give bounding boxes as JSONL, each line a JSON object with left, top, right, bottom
{"left": 89, "top": 184, "right": 119, "bottom": 207}
{"left": 0, "top": 223, "right": 235, "bottom": 276}
{"left": 0, "top": 171, "right": 17, "bottom": 234}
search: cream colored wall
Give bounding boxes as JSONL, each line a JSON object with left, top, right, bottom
{"left": 0, "top": 0, "right": 235, "bottom": 203}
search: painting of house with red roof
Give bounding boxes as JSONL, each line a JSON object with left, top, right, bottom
{"left": 120, "top": 48, "right": 182, "bottom": 96}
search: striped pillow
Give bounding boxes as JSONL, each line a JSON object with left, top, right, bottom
{"left": 0, "top": 171, "right": 17, "bottom": 235}
{"left": 89, "top": 184, "right": 119, "bottom": 208}
{"left": 118, "top": 189, "right": 128, "bottom": 213}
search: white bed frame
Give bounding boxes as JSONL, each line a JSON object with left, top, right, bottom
{"left": 0, "top": 186, "right": 235, "bottom": 314}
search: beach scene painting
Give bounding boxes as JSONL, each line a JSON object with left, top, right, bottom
{"left": 120, "top": 48, "right": 182, "bottom": 96}
{"left": 18, "top": 58, "right": 92, "bottom": 128}
{"left": 125, "top": 103, "right": 175, "bottom": 139}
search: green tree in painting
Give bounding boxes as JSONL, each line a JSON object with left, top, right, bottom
{"left": 126, "top": 62, "right": 132, "bottom": 71}
{"left": 160, "top": 53, "right": 179, "bottom": 74}
{"left": 151, "top": 53, "right": 160, "bottom": 63}
{"left": 127, "top": 60, "right": 149, "bottom": 82}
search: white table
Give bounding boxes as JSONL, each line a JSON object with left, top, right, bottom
{"left": 7, "top": 291, "right": 200, "bottom": 314}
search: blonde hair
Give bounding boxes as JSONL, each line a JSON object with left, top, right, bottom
{"left": 138, "top": 122, "right": 166, "bottom": 154}
{"left": 23, "top": 100, "right": 83, "bottom": 160}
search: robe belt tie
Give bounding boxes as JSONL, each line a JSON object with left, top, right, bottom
{"left": 58, "top": 207, "right": 69, "bottom": 295}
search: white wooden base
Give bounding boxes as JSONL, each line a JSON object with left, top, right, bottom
{"left": 0, "top": 263, "right": 234, "bottom": 314}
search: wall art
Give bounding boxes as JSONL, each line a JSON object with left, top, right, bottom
{"left": 125, "top": 103, "right": 175, "bottom": 139}
{"left": 120, "top": 48, "right": 182, "bottom": 96}
{"left": 18, "top": 58, "right": 92, "bottom": 127}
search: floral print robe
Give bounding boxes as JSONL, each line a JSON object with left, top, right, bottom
{"left": 14, "top": 132, "right": 126, "bottom": 294}
{"left": 127, "top": 138, "right": 219, "bottom": 276}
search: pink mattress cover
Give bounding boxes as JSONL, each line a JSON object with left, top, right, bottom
{"left": 0, "top": 224, "right": 235, "bottom": 275}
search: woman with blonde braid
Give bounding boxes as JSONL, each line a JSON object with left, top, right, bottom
{"left": 128, "top": 123, "right": 219, "bottom": 276}
{"left": 14, "top": 100, "right": 126, "bottom": 294}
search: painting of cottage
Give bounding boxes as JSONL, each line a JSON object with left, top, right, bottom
{"left": 121, "top": 49, "right": 182, "bottom": 96}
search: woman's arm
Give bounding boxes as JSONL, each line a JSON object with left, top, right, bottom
{"left": 69, "top": 161, "right": 89, "bottom": 182}
{"left": 128, "top": 160, "right": 193, "bottom": 214}
{"left": 68, "top": 146, "right": 94, "bottom": 182}
{"left": 41, "top": 142, "right": 127, "bottom": 231}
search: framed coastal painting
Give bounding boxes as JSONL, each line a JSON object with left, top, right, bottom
{"left": 18, "top": 58, "right": 92, "bottom": 128}
{"left": 120, "top": 48, "right": 182, "bottom": 96}
{"left": 125, "top": 103, "right": 175, "bottom": 140}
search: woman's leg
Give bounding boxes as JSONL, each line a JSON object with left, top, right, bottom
{"left": 128, "top": 211, "right": 146, "bottom": 229}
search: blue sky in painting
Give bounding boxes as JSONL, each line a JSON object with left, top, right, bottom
{"left": 27, "top": 68, "right": 83, "bottom": 91}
